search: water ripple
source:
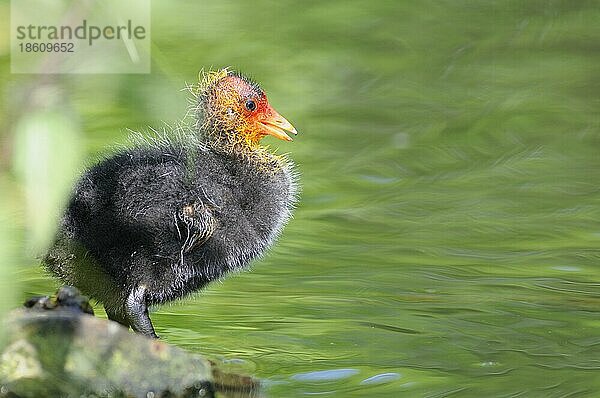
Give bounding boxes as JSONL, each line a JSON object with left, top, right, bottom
{"left": 360, "top": 372, "right": 401, "bottom": 385}
{"left": 291, "top": 369, "right": 360, "bottom": 382}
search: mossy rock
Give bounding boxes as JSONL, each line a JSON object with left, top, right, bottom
{"left": 0, "top": 287, "right": 260, "bottom": 398}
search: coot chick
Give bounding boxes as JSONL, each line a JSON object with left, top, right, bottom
{"left": 45, "top": 69, "right": 298, "bottom": 338}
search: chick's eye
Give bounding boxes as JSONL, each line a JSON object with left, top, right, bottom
{"left": 245, "top": 100, "right": 257, "bottom": 111}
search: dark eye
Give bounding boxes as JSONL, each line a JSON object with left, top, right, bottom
{"left": 245, "top": 100, "right": 257, "bottom": 111}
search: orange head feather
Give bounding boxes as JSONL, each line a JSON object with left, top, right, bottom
{"left": 197, "top": 69, "right": 297, "bottom": 152}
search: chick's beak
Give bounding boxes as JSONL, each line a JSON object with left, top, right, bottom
{"left": 259, "top": 108, "right": 298, "bottom": 142}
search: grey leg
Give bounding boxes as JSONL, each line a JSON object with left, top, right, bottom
{"left": 125, "top": 285, "right": 159, "bottom": 339}
{"left": 105, "top": 307, "right": 130, "bottom": 328}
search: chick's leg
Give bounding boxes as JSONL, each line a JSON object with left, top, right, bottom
{"left": 105, "top": 307, "right": 130, "bottom": 328}
{"left": 125, "top": 285, "right": 159, "bottom": 338}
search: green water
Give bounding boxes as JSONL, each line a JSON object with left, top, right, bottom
{"left": 1, "top": 1, "right": 600, "bottom": 396}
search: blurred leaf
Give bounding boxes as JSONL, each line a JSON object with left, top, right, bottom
{"left": 12, "top": 110, "right": 82, "bottom": 254}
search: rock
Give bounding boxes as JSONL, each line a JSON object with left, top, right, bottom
{"left": 23, "top": 285, "right": 94, "bottom": 315}
{"left": 0, "top": 287, "right": 261, "bottom": 398}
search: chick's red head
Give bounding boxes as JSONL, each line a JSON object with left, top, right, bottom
{"left": 199, "top": 69, "right": 297, "bottom": 148}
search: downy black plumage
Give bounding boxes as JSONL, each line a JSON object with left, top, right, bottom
{"left": 45, "top": 69, "right": 299, "bottom": 337}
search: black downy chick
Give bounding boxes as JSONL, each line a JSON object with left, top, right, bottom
{"left": 44, "top": 69, "right": 299, "bottom": 337}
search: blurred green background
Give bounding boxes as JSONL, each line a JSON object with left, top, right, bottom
{"left": 1, "top": 1, "right": 600, "bottom": 396}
